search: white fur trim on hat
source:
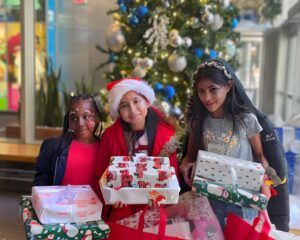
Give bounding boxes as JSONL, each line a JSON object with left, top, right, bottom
{"left": 108, "top": 79, "right": 155, "bottom": 120}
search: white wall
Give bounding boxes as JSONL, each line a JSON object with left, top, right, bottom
{"left": 54, "top": 0, "right": 115, "bottom": 91}
{"left": 262, "top": 0, "right": 300, "bottom": 121}
{"left": 273, "top": 0, "right": 299, "bottom": 26}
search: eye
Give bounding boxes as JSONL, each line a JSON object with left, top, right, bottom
{"left": 119, "top": 103, "right": 128, "bottom": 109}
{"left": 197, "top": 88, "right": 204, "bottom": 94}
{"left": 83, "top": 114, "right": 90, "bottom": 120}
{"left": 134, "top": 99, "right": 142, "bottom": 104}
{"left": 69, "top": 114, "right": 77, "bottom": 121}
{"left": 210, "top": 87, "right": 219, "bottom": 93}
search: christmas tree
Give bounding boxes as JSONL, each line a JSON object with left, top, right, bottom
{"left": 97, "top": 0, "right": 241, "bottom": 114}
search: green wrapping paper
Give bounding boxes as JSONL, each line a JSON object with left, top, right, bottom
{"left": 20, "top": 196, "right": 110, "bottom": 240}
{"left": 192, "top": 176, "right": 268, "bottom": 210}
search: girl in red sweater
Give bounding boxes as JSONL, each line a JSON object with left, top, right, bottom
{"left": 34, "top": 94, "right": 102, "bottom": 189}
{"left": 95, "top": 78, "right": 178, "bottom": 221}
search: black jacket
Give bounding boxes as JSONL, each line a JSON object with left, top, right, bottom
{"left": 34, "top": 134, "right": 74, "bottom": 186}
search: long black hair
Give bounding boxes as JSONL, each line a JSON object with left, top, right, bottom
{"left": 184, "top": 60, "right": 289, "bottom": 229}
{"left": 187, "top": 59, "right": 265, "bottom": 159}
{"left": 63, "top": 93, "right": 102, "bottom": 136}
{"left": 121, "top": 106, "right": 161, "bottom": 156}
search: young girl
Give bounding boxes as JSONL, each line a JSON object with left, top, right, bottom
{"left": 95, "top": 78, "right": 178, "bottom": 221}
{"left": 34, "top": 93, "right": 102, "bottom": 189}
{"left": 180, "top": 59, "right": 289, "bottom": 230}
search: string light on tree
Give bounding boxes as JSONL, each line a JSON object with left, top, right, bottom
{"left": 97, "top": 0, "right": 241, "bottom": 111}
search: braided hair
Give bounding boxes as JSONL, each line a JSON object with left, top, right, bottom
{"left": 63, "top": 93, "right": 102, "bottom": 137}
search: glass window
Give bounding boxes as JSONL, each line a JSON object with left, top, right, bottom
{"left": 33, "top": 0, "right": 114, "bottom": 141}
{"left": 283, "top": 34, "right": 297, "bottom": 120}
{"left": 237, "top": 39, "right": 262, "bottom": 107}
{"left": 0, "top": 1, "right": 22, "bottom": 140}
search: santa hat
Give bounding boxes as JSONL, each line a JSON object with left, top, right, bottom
{"left": 107, "top": 78, "right": 155, "bottom": 120}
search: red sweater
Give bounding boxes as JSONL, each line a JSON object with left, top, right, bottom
{"left": 61, "top": 141, "right": 99, "bottom": 187}
{"left": 95, "top": 117, "right": 178, "bottom": 221}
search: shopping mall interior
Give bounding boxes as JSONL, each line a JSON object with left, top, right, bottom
{"left": 0, "top": 0, "right": 300, "bottom": 239}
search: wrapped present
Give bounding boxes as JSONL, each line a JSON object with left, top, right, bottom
{"left": 192, "top": 176, "right": 268, "bottom": 210}
{"left": 195, "top": 150, "right": 265, "bottom": 191}
{"left": 32, "top": 185, "right": 102, "bottom": 224}
{"left": 107, "top": 156, "right": 175, "bottom": 188}
{"left": 110, "top": 156, "right": 170, "bottom": 166}
{"left": 100, "top": 169, "right": 180, "bottom": 205}
{"left": 20, "top": 196, "right": 110, "bottom": 240}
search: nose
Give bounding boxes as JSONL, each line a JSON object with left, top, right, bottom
{"left": 128, "top": 103, "right": 137, "bottom": 114}
{"left": 200, "top": 91, "right": 212, "bottom": 102}
{"left": 77, "top": 117, "right": 85, "bottom": 127}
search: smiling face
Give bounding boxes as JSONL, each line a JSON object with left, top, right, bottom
{"left": 118, "top": 91, "right": 150, "bottom": 130}
{"left": 68, "top": 99, "right": 99, "bottom": 143}
{"left": 197, "top": 78, "right": 232, "bottom": 118}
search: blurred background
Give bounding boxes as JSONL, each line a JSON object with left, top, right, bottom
{"left": 0, "top": 0, "right": 299, "bottom": 238}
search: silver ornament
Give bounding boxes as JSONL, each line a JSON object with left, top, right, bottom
{"left": 170, "top": 106, "right": 183, "bottom": 119}
{"left": 167, "top": 52, "right": 187, "bottom": 72}
{"left": 132, "top": 57, "right": 141, "bottom": 66}
{"left": 170, "top": 35, "right": 184, "bottom": 48}
{"left": 202, "top": 10, "right": 214, "bottom": 25}
{"left": 222, "top": 0, "right": 230, "bottom": 8}
{"left": 140, "top": 58, "right": 154, "bottom": 69}
{"left": 209, "top": 14, "right": 224, "bottom": 31}
{"left": 218, "top": 39, "right": 237, "bottom": 60}
{"left": 190, "top": 17, "right": 201, "bottom": 29}
{"left": 183, "top": 37, "right": 192, "bottom": 48}
{"left": 161, "top": 101, "right": 171, "bottom": 115}
{"left": 105, "top": 23, "right": 126, "bottom": 52}
{"left": 164, "top": 1, "right": 170, "bottom": 8}
{"left": 131, "top": 66, "right": 147, "bottom": 78}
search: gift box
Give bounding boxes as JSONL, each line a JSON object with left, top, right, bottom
{"left": 195, "top": 150, "right": 265, "bottom": 192}
{"left": 192, "top": 176, "right": 268, "bottom": 210}
{"left": 100, "top": 169, "right": 180, "bottom": 205}
{"left": 32, "top": 185, "right": 103, "bottom": 224}
{"left": 110, "top": 156, "right": 170, "bottom": 165}
{"left": 20, "top": 196, "right": 110, "bottom": 240}
{"left": 107, "top": 156, "right": 174, "bottom": 188}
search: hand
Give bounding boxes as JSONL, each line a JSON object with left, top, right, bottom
{"left": 179, "top": 162, "right": 195, "bottom": 187}
{"left": 113, "top": 201, "right": 127, "bottom": 208}
{"left": 261, "top": 174, "right": 271, "bottom": 199}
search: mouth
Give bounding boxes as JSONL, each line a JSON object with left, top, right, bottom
{"left": 77, "top": 129, "right": 88, "bottom": 133}
{"left": 128, "top": 114, "right": 140, "bottom": 119}
{"left": 204, "top": 102, "right": 215, "bottom": 108}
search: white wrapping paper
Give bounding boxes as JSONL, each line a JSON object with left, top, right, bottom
{"left": 195, "top": 150, "right": 265, "bottom": 191}
{"left": 32, "top": 185, "right": 102, "bottom": 224}
{"left": 100, "top": 169, "right": 180, "bottom": 205}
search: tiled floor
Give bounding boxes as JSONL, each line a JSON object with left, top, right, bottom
{"left": 0, "top": 191, "right": 28, "bottom": 240}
